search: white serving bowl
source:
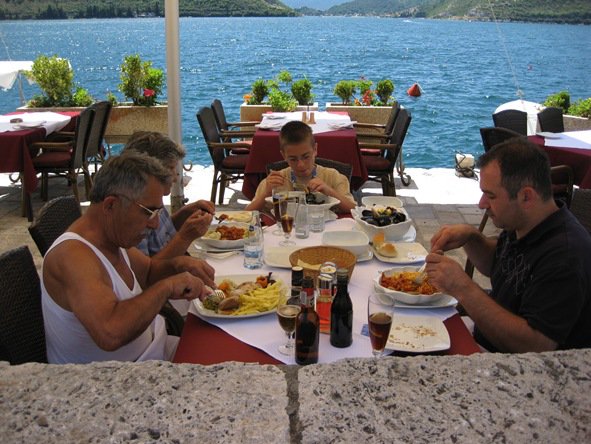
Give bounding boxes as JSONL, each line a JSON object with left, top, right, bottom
{"left": 361, "top": 196, "right": 404, "bottom": 208}
{"left": 321, "top": 230, "right": 370, "bottom": 257}
{"left": 351, "top": 207, "right": 412, "bottom": 241}
{"left": 373, "top": 266, "right": 445, "bottom": 305}
{"left": 201, "top": 222, "right": 249, "bottom": 249}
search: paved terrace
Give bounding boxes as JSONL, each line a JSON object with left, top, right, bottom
{"left": 4, "top": 168, "right": 589, "bottom": 442}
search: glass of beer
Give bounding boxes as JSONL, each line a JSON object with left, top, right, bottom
{"left": 271, "top": 187, "right": 288, "bottom": 236}
{"left": 279, "top": 200, "right": 297, "bottom": 246}
{"left": 367, "top": 293, "right": 394, "bottom": 358}
{"left": 277, "top": 302, "right": 301, "bottom": 355}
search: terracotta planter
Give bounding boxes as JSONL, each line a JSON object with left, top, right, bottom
{"left": 19, "top": 103, "right": 168, "bottom": 145}
{"left": 563, "top": 115, "right": 591, "bottom": 131}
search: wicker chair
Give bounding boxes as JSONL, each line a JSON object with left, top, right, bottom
{"left": 537, "top": 107, "right": 564, "bottom": 133}
{"left": 196, "top": 106, "right": 250, "bottom": 204}
{"left": 355, "top": 104, "right": 400, "bottom": 141}
{"left": 492, "top": 109, "right": 528, "bottom": 136}
{"left": 28, "top": 195, "right": 82, "bottom": 256}
{"left": 0, "top": 246, "right": 47, "bottom": 364}
{"left": 479, "top": 127, "right": 526, "bottom": 152}
{"left": 31, "top": 106, "right": 95, "bottom": 201}
{"left": 570, "top": 189, "right": 591, "bottom": 235}
{"left": 358, "top": 108, "right": 412, "bottom": 196}
{"left": 266, "top": 157, "right": 353, "bottom": 183}
{"left": 83, "top": 101, "right": 113, "bottom": 194}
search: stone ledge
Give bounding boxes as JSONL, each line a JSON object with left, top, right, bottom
{"left": 1, "top": 351, "right": 590, "bottom": 443}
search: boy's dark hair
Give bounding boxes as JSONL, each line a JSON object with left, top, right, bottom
{"left": 279, "top": 121, "right": 315, "bottom": 151}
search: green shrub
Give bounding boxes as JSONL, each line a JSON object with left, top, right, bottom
{"left": 250, "top": 78, "right": 268, "bottom": 104}
{"left": 568, "top": 98, "right": 591, "bottom": 118}
{"left": 118, "top": 54, "right": 164, "bottom": 107}
{"left": 376, "top": 79, "right": 395, "bottom": 105}
{"left": 543, "top": 91, "right": 570, "bottom": 113}
{"left": 268, "top": 88, "right": 297, "bottom": 112}
{"left": 357, "top": 79, "right": 373, "bottom": 95}
{"left": 291, "top": 78, "right": 314, "bottom": 105}
{"left": 334, "top": 80, "right": 357, "bottom": 105}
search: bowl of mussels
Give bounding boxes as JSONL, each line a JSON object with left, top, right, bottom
{"left": 351, "top": 204, "right": 412, "bottom": 241}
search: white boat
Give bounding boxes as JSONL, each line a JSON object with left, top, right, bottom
{"left": 494, "top": 99, "right": 545, "bottom": 135}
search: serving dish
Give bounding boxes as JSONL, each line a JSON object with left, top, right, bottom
{"left": 374, "top": 266, "right": 446, "bottom": 305}
{"left": 386, "top": 315, "right": 450, "bottom": 353}
{"left": 321, "top": 230, "right": 369, "bottom": 257}
{"left": 351, "top": 206, "right": 412, "bottom": 241}
{"left": 200, "top": 222, "right": 249, "bottom": 250}
{"left": 372, "top": 242, "right": 428, "bottom": 264}
{"left": 192, "top": 274, "right": 286, "bottom": 319}
{"left": 361, "top": 196, "right": 404, "bottom": 208}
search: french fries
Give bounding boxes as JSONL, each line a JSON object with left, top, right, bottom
{"left": 230, "top": 281, "right": 285, "bottom": 316}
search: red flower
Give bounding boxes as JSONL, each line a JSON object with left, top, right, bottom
{"left": 143, "top": 88, "right": 155, "bottom": 97}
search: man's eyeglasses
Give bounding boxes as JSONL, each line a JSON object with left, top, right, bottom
{"left": 114, "top": 194, "right": 163, "bottom": 221}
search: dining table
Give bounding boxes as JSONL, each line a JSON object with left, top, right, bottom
{"left": 529, "top": 130, "right": 591, "bottom": 189}
{"left": 241, "top": 111, "right": 368, "bottom": 200}
{"left": 173, "top": 217, "right": 481, "bottom": 365}
{"left": 0, "top": 111, "right": 78, "bottom": 220}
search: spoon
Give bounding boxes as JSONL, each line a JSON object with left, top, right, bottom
{"left": 413, "top": 262, "right": 427, "bottom": 284}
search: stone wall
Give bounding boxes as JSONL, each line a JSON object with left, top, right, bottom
{"left": 1, "top": 350, "right": 590, "bottom": 443}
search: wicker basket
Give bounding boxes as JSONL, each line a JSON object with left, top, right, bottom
{"left": 289, "top": 246, "right": 356, "bottom": 283}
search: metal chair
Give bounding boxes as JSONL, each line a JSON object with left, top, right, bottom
{"left": 358, "top": 108, "right": 412, "bottom": 196}
{"left": 28, "top": 195, "right": 82, "bottom": 256}
{"left": 31, "top": 106, "right": 95, "bottom": 201}
{"left": 196, "top": 106, "right": 250, "bottom": 204}
{"left": 266, "top": 157, "right": 353, "bottom": 184}
{"left": 537, "top": 107, "right": 564, "bottom": 133}
{"left": 0, "top": 246, "right": 47, "bottom": 364}
{"left": 492, "top": 109, "right": 528, "bottom": 136}
{"left": 83, "top": 101, "right": 113, "bottom": 195}
{"left": 211, "top": 99, "right": 257, "bottom": 155}
{"left": 479, "top": 127, "right": 525, "bottom": 152}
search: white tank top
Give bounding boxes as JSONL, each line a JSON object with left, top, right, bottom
{"left": 42, "top": 232, "right": 169, "bottom": 364}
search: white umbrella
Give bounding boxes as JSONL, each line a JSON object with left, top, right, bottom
{"left": 0, "top": 60, "right": 33, "bottom": 105}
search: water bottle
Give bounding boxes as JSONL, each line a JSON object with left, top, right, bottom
{"left": 295, "top": 200, "right": 309, "bottom": 239}
{"left": 243, "top": 210, "right": 264, "bottom": 269}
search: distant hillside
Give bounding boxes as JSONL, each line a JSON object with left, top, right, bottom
{"left": 282, "top": 0, "right": 347, "bottom": 9}
{"left": 0, "top": 0, "right": 297, "bottom": 20}
{"left": 326, "top": 0, "right": 591, "bottom": 24}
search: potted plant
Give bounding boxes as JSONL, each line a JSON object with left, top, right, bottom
{"left": 327, "top": 77, "right": 396, "bottom": 126}
{"left": 24, "top": 54, "right": 94, "bottom": 108}
{"left": 105, "top": 54, "right": 168, "bottom": 144}
{"left": 544, "top": 91, "right": 591, "bottom": 131}
{"left": 291, "top": 78, "right": 314, "bottom": 107}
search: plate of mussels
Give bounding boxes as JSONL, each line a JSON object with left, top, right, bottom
{"left": 351, "top": 205, "right": 413, "bottom": 241}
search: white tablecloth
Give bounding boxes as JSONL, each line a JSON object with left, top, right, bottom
{"left": 543, "top": 130, "right": 591, "bottom": 150}
{"left": 257, "top": 111, "right": 354, "bottom": 135}
{"left": 0, "top": 111, "right": 72, "bottom": 134}
{"left": 190, "top": 218, "right": 457, "bottom": 364}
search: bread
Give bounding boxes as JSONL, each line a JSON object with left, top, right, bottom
{"left": 372, "top": 232, "right": 386, "bottom": 248}
{"left": 377, "top": 242, "right": 398, "bottom": 258}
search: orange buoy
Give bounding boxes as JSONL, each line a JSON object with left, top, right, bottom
{"left": 407, "top": 83, "right": 422, "bottom": 97}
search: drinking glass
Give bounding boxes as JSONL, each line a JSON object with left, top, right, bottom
{"left": 279, "top": 200, "right": 298, "bottom": 246}
{"left": 276, "top": 303, "right": 301, "bottom": 355}
{"left": 367, "top": 293, "right": 394, "bottom": 358}
{"left": 271, "top": 187, "right": 288, "bottom": 236}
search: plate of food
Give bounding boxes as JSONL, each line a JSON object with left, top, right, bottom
{"left": 200, "top": 222, "right": 249, "bottom": 249}
{"left": 386, "top": 315, "right": 450, "bottom": 353}
{"left": 194, "top": 273, "right": 286, "bottom": 318}
{"left": 374, "top": 266, "right": 446, "bottom": 305}
{"left": 372, "top": 234, "right": 428, "bottom": 264}
{"left": 215, "top": 211, "right": 252, "bottom": 223}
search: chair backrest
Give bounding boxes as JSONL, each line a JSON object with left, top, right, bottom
{"left": 383, "top": 104, "right": 401, "bottom": 137}
{"left": 72, "top": 106, "right": 95, "bottom": 169}
{"left": 492, "top": 109, "right": 528, "bottom": 136}
{"left": 0, "top": 246, "right": 47, "bottom": 364}
{"left": 537, "top": 107, "right": 564, "bottom": 133}
{"left": 570, "top": 189, "right": 591, "bottom": 235}
{"left": 550, "top": 164, "right": 574, "bottom": 208}
{"left": 211, "top": 99, "right": 229, "bottom": 131}
{"left": 385, "top": 108, "right": 411, "bottom": 163}
{"left": 266, "top": 158, "right": 352, "bottom": 182}
{"left": 197, "top": 106, "right": 225, "bottom": 166}
{"left": 85, "top": 101, "right": 113, "bottom": 160}
{"left": 28, "top": 195, "right": 82, "bottom": 256}
{"left": 479, "top": 127, "right": 525, "bottom": 152}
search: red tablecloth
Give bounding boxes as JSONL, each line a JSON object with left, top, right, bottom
{"left": 173, "top": 312, "right": 480, "bottom": 364}
{"left": 242, "top": 128, "right": 368, "bottom": 200}
{"left": 529, "top": 135, "right": 591, "bottom": 189}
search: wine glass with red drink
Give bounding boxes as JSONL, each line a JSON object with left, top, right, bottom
{"left": 276, "top": 302, "right": 301, "bottom": 355}
{"left": 279, "top": 200, "right": 297, "bottom": 246}
{"left": 367, "top": 293, "right": 394, "bottom": 358}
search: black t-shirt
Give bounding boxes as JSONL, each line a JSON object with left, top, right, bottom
{"left": 475, "top": 205, "right": 591, "bottom": 352}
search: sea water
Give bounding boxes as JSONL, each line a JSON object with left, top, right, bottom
{"left": 1, "top": 17, "right": 589, "bottom": 168}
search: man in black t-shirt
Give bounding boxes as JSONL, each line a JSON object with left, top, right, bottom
{"left": 426, "top": 138, "right": 591, "bottom": 353}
